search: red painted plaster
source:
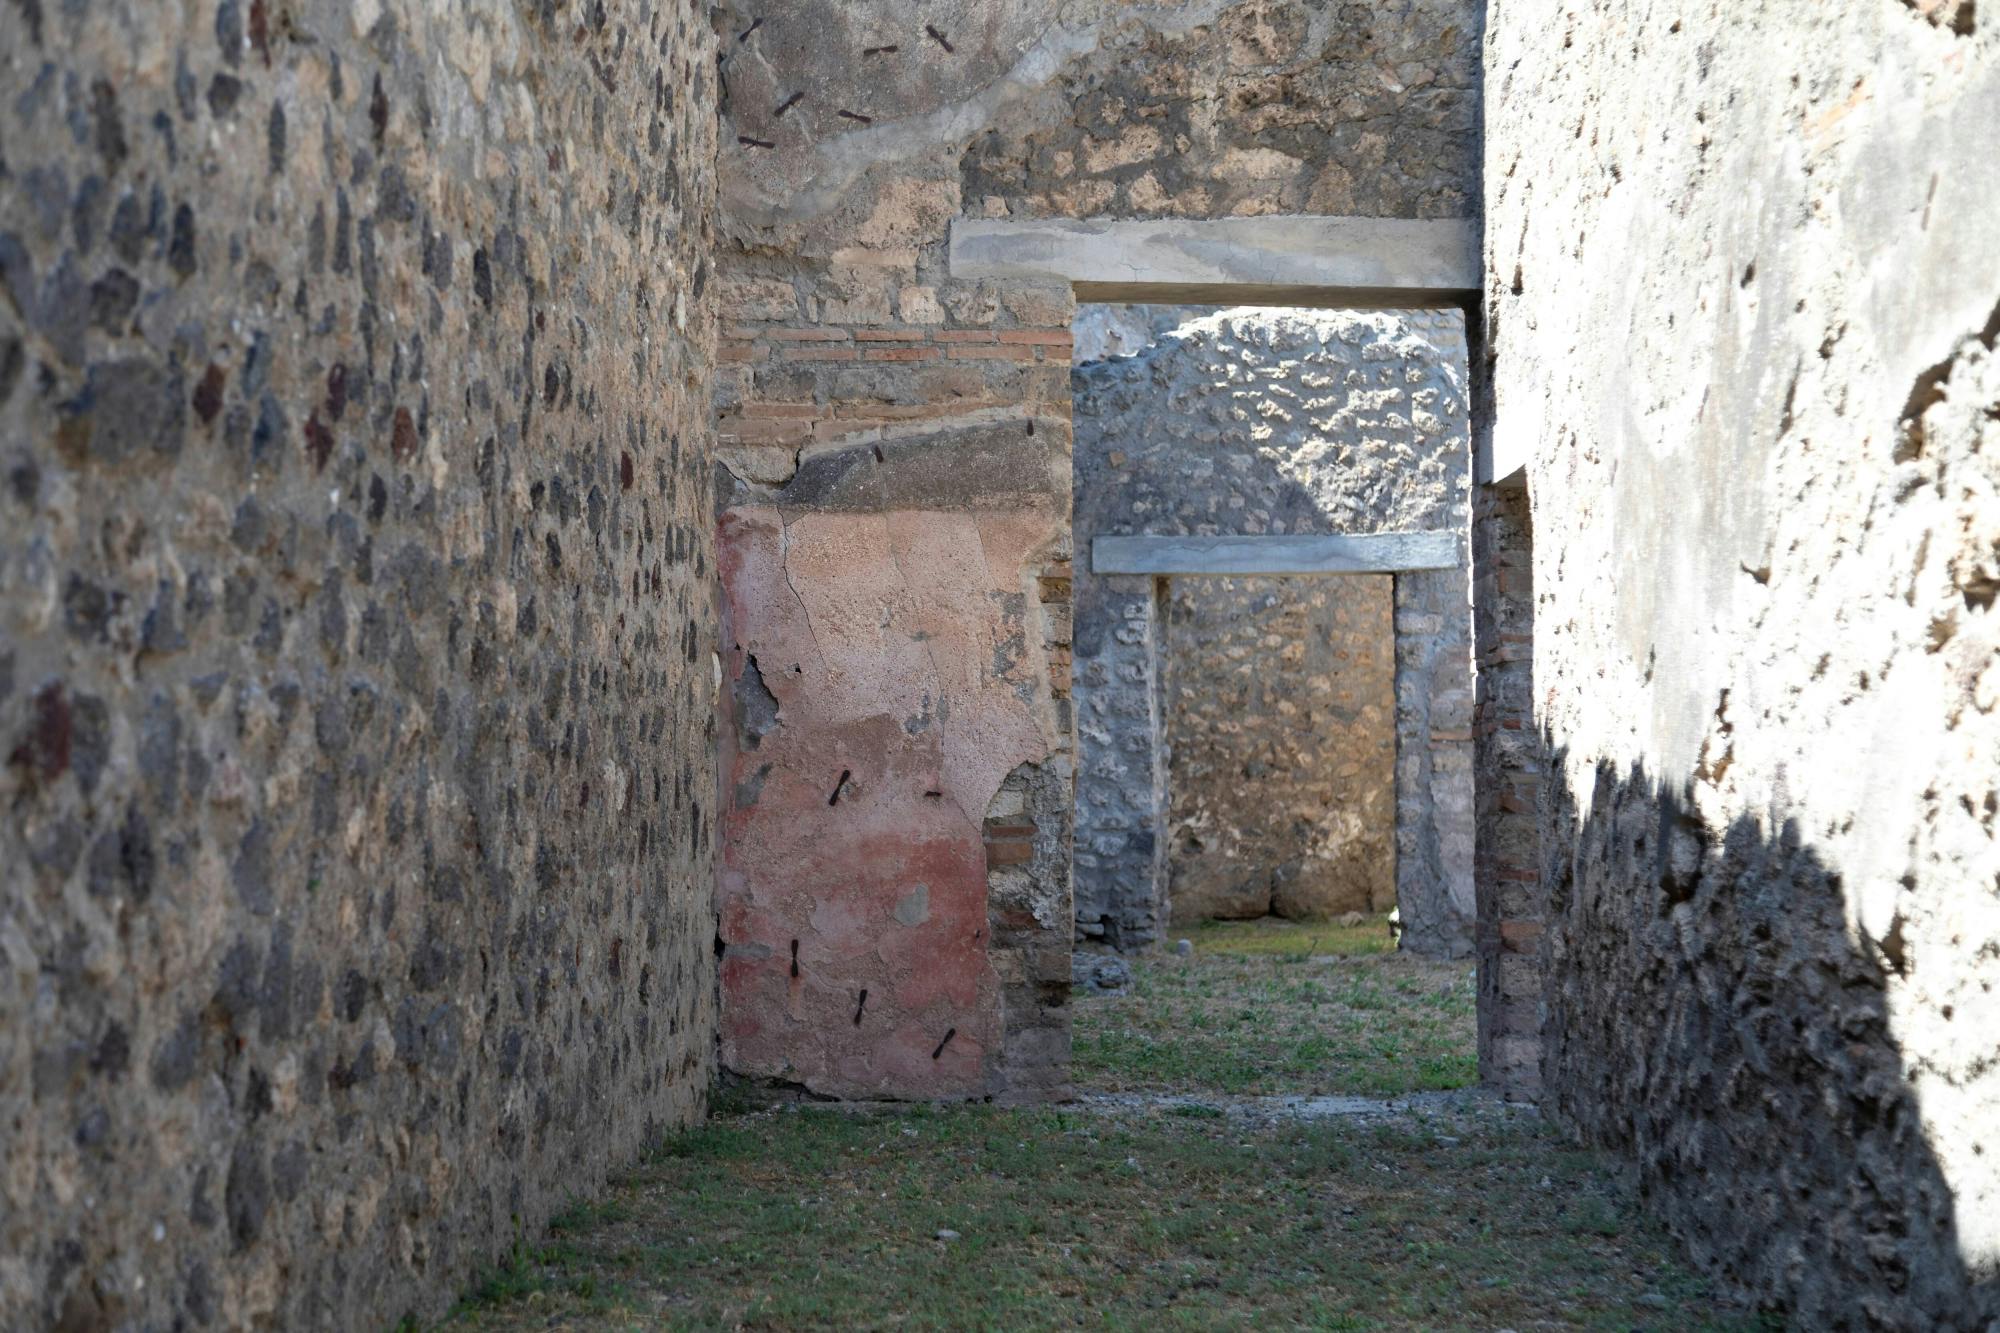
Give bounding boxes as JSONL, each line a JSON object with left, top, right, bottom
{"left": 717, "top": 504, "right": 1060, "bottom": 1098}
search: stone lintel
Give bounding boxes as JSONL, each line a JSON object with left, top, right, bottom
{"left": 949, "top": 216, "right": 1480, "bottom": 305}
{"left": 1091, "top": 532, "right": 1461, "bottom": 577}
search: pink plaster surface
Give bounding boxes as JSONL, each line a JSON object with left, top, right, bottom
{"left": 717, "top": 504, "right": 1060, "bottom": 1098}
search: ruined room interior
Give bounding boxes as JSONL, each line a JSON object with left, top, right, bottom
{"left": 1, "top": 0, "right": 1994, "bottom": 1328}
{"left": 1069, "top": 300, "right": 1475, "bottom": 963}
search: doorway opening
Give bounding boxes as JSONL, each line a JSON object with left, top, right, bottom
{"left": 1062, "top": 302, "right": 1478, "bottom": 1102}
{"left": 1163, "top": 572, "right": 1397, "bottom": 929}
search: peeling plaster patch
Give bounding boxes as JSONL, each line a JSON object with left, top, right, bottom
{"left": 735, "top": 655, "right": 782, "bottom": 750}
{"left": 735, "top": 762, "right": 773, "bottom": 810}
{"left": 893, "top": 883, "right": 931, "bottom": 926}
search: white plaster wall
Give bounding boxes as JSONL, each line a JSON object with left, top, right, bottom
{"left": 1487, "top": 0, "right": 2000, "bottom": 1318}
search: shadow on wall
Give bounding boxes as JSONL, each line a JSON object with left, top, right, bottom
{"left": 1539, "top": 747, "right": 1999, "bottom": 1323}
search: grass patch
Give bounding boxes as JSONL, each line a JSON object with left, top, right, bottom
{"left": 1075, "top": 914, "right": 1476, "bottom": 1098}
{"left": 441, "top": 916, "right": 1756, "bottom": 1331}
{"left": 442, "top": 1101, "right": 1759, "bottom": 1331}
{"left": 443, "top": 1234, "right": 628, "bottom": 1324}
{"left": 1181, "top": 914, "right": 1399, "bottom": 958}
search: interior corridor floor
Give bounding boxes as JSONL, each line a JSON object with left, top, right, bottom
{"left": 438, "top": 922, "right": 1762, "bottom": 1330}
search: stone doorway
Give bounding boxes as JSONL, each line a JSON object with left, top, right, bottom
{"left": 1068, "top": 305, "right": 1476, "bottom": 962}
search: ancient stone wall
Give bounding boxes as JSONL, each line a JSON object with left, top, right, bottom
{"left": 1162, "top": 575, "right": 1397, "bottom": 924}
{"left": 1471, "top": 481, "right": 1538, "bottom": 1100}
{"left": 954, "top": 0, "right": 1480, "bottom": 222}
{"left": 0, "top": 2, "right": 720, "bottom": 1326}
{"left": 983, "top": 754, "right": 1076, "bottom": 1101}
{"left": 1485, "top": 1, "right": 1999, "bottom": 1319}
{"left": 1393, "top": 563, "right": 1475, "bottom": 953}
{"left": 1072, "top": 308, "right": 1474, "bottom": 954}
